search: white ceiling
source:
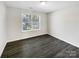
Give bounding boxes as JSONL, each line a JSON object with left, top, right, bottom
{"left": 4, "top": 1, "right": 79, "bottom": 13}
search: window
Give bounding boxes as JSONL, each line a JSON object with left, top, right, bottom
{"left": 22, "top": 14, "right": 40, "bottom": 32}
{"left": 32, "top": 15, "right": 40, "bottom": 30}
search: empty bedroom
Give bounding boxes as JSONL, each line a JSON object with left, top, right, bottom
{"left": 0, "top": 0, "right": 79, "bottom": 58}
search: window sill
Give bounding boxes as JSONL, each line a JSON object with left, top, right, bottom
{"left": 22, "top": 29, "right": 40, "bottom": 32}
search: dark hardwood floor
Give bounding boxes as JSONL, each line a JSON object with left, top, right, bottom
{"left": 1, "top": 34, "right": 79, "bottom": 58}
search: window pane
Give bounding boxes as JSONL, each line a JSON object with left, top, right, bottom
{"left": 22, "top": 14, "right": 31, "bottom": 31}
{"left": 32, "top": 15, "right": 39, "bottom": 29}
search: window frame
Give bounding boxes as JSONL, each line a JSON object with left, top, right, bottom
{"left": 21, "top": 13, "right": 41, "bottom": 32}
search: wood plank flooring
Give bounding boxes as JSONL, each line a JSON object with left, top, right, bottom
{"left": 1, "top": 34, "right": 79, "bottom": 58}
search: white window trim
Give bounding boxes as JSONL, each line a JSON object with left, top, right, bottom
{"left": 21, "top": 14, "right": 41, "bottom": 32}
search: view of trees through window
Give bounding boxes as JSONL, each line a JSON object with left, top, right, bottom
{"left": 22, "top": 14, "right": 40, "bottom": 32}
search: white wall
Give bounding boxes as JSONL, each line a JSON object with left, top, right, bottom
{"left": 48, "top": 7, "right": 79, "bottom": 47}
{"left": 7, "top": 7, "right": 48, "bottom": 42}
{"left": 0, "top": 2, "right": 7, "bottom": 57}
